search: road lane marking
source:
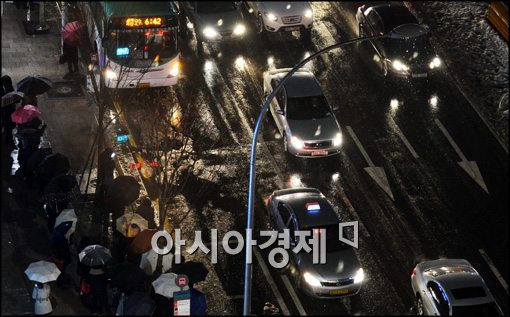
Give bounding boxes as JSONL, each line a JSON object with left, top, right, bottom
{"left": 435, "top": 119, "right": 489, "bottom": 193}
{"left": 281, "top": 275, "right": 307, "bottom": 316}
{"left": 346, "top": 126, "right": 394, "bottom": 201}
{"left": 389, "top": 117, "right": 419, "bottom": 159}
{"left": 254, "top": 248, "right": 291, "bottom": 315}
{"left": 478, "top": 249, "right": 509, "bottom": 294}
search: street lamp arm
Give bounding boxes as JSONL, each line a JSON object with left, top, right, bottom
{"left": 243, "top": 34, "right": 387, "bottom": 315}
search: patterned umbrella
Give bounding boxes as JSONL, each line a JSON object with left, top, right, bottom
{"left": 10, "top": 104, "right": 41, "bottom": 124}
{"left": 16, "top": 76, "right": 52, "bottom": 95}
{"left": 152, "top": 273, "right": 189, "bottom": 299}
{"left": 25, "top": 260, "right": 61, "bottom": 283}
{"left": 79, "top": 245, "right": 112, "bottom": 267}
{"left": 62, "top": 21, "right": 86, "bottom": 47}
{"left": 2, "top": 91, "right": 24, "bottom": 107}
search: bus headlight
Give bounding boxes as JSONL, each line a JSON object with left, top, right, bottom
{"left": 392, "top": 60, "right": 409, "bottom": 72}
{"left": 429, "top": 56, "right": 442, "bottom": 69}
{"left": 203, "top": 26, "right": 219, "bottom": 39}
{"left": 290, "top": 136, "right": 304, "bottom": 150}
{"left": 105, "top": 68, "right": 117, "bottom": 80}
{"left": 353, "top": 268, "right": 364, "bottom": 283}
{"left": 169, "top": 62, "right": 179, "bottom": 77}
{"left": 333, "top": 133, "right": 343, "bottom": 147}
{"left": 303, "top": 272, "right": 321, "bottom": 287}
{"left": 233, "top": 23, "right": 246, "bottom": 35}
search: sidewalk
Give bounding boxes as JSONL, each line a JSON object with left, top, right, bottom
{"left": 1, "top": 3, "right": 100, "bottom": 315}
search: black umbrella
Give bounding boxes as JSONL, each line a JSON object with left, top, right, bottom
{"left": 171, "top": 261, "right": 209, "bottom": 286}
{"left": 106, "top": 176, "right": 141, "bottom": 207}
{"left": 16, "top": 76, "right": 53, "bottom": 95}
{"left": 37, "top": 153, "right": 71, "bottom": 183}
{"left": 79, "top": 245, "right": 112, "bottom": 266}
{"left": 2, "top": 91, "right": 24, "bottom": 107}
{"left": 42, "top": 174, "right": 77, "bottom": 205}
{"left": 49, "top": 221, "right": 73, "bottom": 245}
{"left": 123, "top": 292, "right": 156, "bottom": 315}
{"left": 110, "top": 262, "right": 147, "bottom": 292}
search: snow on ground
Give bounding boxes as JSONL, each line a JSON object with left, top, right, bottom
{"left": 406, "top": 1, "right": 509, "bottom": 146}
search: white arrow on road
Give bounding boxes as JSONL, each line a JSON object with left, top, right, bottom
{"left": 435, "top": 119, "right": 489, "bottom": 194}
{"left": 346, "top": 126, "right": 394, "bottom": 201}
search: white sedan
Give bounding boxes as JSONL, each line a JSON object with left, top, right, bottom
{"left": 245, "top": 1, "right": 313, "bottom": 40}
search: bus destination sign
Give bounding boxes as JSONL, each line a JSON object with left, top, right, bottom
{"left": 124, "top": 17, "right": 163, "bottom": 28}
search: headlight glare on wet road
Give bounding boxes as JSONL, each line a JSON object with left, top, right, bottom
{"left": 203, "top": 26, "right": 219, "bottom": 39}
{"left": 233, "top": 24, "right": 246, "bottom": 35}
{"left": 429, "top": 56, "right": 442, "bottom": 69}
{"left": 303, "top": 272, "right": 321, "bottom": 287}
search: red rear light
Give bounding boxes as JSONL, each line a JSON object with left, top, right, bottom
{"left": 412, "top": 267, "right": 417, "bottom": 276}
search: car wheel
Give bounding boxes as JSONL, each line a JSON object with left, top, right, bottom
{"left": 257, "top": 15, "right": 265, "bottom": 34}
{"left": 416, "top": 295, "right": 424, "bottom": 315}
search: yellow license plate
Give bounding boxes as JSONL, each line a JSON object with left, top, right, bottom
{"left": 329, "top": 289, "right": 349, "bottom": 295}
{"left": 137, "top": 82, "right": 150, "bottom": 88}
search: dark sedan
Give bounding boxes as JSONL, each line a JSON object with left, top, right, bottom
{"left": 355, "top": 3, "right": 443, "bottom": 79}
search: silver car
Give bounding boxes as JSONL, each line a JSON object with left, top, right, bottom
{"left": 411, "top": 259, "right": 503, "bottom": 315}
{"left": 263, "top": 68, "right": 343, "bottom": 158}
{"left": 268, "top": 188, "right": 364, "bottom": 298}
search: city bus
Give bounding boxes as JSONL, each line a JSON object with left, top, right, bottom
{"left": 80, "top": 1, "right": 181, "bottom": 89}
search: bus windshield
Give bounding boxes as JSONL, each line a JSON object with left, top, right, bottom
{"left": 107, "top": 28, "right": 177, "bottom": 68}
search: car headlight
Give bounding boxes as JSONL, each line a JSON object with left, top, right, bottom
{"left": 290, "top": 136, "right": 304, "bottom": 149}
{"left": 392, "top": 60, "right": 409, "bottom": 72}
{"left": 304, "top": 9, "right": 313, "bottom": 19}
{"left": 233, "top": 23, "right": 246, "bottom": 35}
{"left": 303, "top": 272, "right": 322, "bottom": 287}
{"left": 333, "top": 133, "right": 343, "bottom": 147}
{"left": 353, "top": 268, "right": 364, "bottom": 284}
{"left": 105, "top": 68, "right": 117, "bottom": 80}
{"left": 203, "top": 26, "right": 219, "bottom": 39}
{"left": 169, "top": 62, "right": 179, "bottom": 77}
{"left": 265, "top": 12, "right": 278, "bottom": 22}
{"left": 429, "top": 56, "right": 441, "bottom": 69}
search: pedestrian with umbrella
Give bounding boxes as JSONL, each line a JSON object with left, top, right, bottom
{"left": 37, "top": 153, "right": 71, "bottom": 191}
{"left": 16, "top": 75, "right": 53, "bottom": 96}
{"left": 79, "top": 245, "right": 112, "bottom": 315}
{"left": 62, "top": 41, "right": 79, "bottom": 77}
{"left": 136, "top": 197, "right": 157, "bottom": 229}
{"left": 49, "top": 222, "right": 72, "bottom": 287}
{"left": 1, "top": 75, "right": 18, "bottom": 147}
{"left": 151, "top": 272, "right": 189, "bottom": 316}
{"left": 106, "top": 176, "right": 141, "bottom": 216}
{"left": 26, "top": 140, "right": 52, "bottom": 188}
{"left": 25, "top": 260, "right": 61, "bottom": 315}
{"left": 114, "top": 213, "right": 146, "bottom": 263}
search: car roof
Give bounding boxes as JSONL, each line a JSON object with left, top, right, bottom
{"left": 277, "top": 192, "right": 340, "bottom": 227}
{"left": 433, "top": 271, "right": 494, "bottom": 305}
{"left": 271, "top": 70, "right": 323, "bottom": 98}
{"left": 369, "top": 4, "right": 418, "bottom": 32}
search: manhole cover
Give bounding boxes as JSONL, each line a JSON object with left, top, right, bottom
{"left": 46, "top": 80, "right": 84, "bottom": 98}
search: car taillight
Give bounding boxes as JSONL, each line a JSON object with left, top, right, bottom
{"left": 412, "top": 267, "right": 417, "bottom": 276}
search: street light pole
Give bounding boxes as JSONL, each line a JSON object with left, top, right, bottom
{"left": 242, "top": 27, "right": 421, "bottom": 315}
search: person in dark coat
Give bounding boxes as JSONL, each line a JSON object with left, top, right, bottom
{"left": 88, "top": 265, "right": 108, "bottom": 315}
{"left": 151, "top": 288, "right": 174, "bottom": 317}
{"left": 51, "top": 236, "right": 72, "bottom": 287}
{"left": 63, "top": 41, "right": 79, "bottom": 75}
{"left": 137, "top": 197, "right": 157, "bottom": 229}
{"left": 15, "top": 126, "right": 44, "bottom": 178}
{"left": 25, "top": 142, "right": 52, "bottom": 188}
{"left": 1, "top": 75, "right": 17, "bottom": 147}
{"left": 45, "top": 200, "right": 68, "bottom": 233}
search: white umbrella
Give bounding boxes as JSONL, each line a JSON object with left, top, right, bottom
{"left": 116, "top": 213, "right": 148, "bottom": 237}
{"left": 152, "top": 273, "right": 189, "bottom": 299}
{"left": 139, "top": 249, "right": 174, "bottom": 276}
{"left": 25, "top": 260, "right": 61, "bottom": 283}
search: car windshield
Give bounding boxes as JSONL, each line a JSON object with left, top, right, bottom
{"left": 302, "top": 224, "right": 350, "bottom": 252}
{"left": 197, "top": 1, "right": 236, "bottom": 13}
{"left": 452, "top": 302, "right": 500, "bottom": 316}
{"left": 451, "top": 287, "right": 487, "bottom": 299}
{"left": 384, "top": 35, "right": 433, "bottom": 62}
{"left": 286, "top": 95, "right": 332, "bottom": 120}
{"left": 108, "top": 29, "right": 178, "bottom": 68}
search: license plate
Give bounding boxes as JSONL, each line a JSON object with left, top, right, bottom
{"left": 311, "top": 150, "right": 328, "bottom": 156}
{"left": 137, "top": 82, "right": 150, "bottom": 88}
{"left": 412, "top": 73, "right": 428, "bottom": 78}
{"left": 329, "top": 289, "right": 349, "bottom": 295}
{"left": 284, "top": 26, "right": 300, "bottom": 32}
